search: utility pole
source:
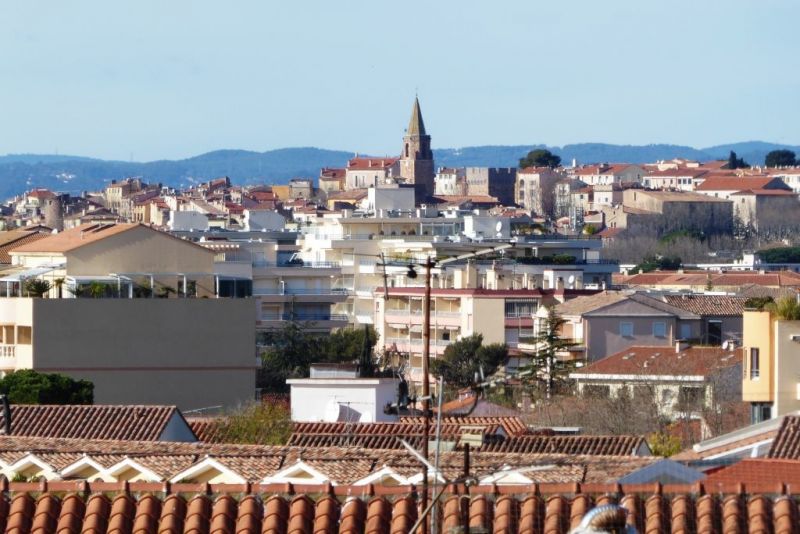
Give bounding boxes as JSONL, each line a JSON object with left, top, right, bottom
{"left": 421, "top": 255, "right": 434, "bottom": 534}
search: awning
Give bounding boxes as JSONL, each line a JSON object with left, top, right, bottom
{"left": 67, "top": 275, "right": 129, "bottom": 284}
{"left": 388, "top": 323, "right": 408, "bottom": 329}
{"left": 409, "top": 325, "right": 423, "bottom": 333}
{"left": 0, "top": 264, "right": 63, "bottom": 282}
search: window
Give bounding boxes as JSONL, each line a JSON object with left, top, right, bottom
{"left": 679, "top": 323, "right": 692, "bottom": 340}
{"left": 16, "top": 326, "right": 31, "bottom": 345}
{"left": 751, "top": 402, "right": 772, "bottom": 424}
{"left": 442, "top": 331, "right": 450, "bottom": 341}
{"left": 653, "top": 322, "right": 667, "bottom": 338}
{"left": 619, "top": 322, "right": 633, "bottom": 337}
{"left": 750, "top": 348, "right": 760, "bottom": 379}
{"left": 678, "top": 386, "right": 705, "bottom": 411}
{"left": 583, "top": 385, "right": 610, "bottom": 399}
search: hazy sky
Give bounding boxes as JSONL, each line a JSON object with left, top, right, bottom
{"left": 1, "top": 1, "right": 797, "bottom": 161}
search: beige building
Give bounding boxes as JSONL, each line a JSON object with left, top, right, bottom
{"left": 516, "top": 167, "right": 560, "bottom": 215}
{"left": 742, "top": 309, "right": 800, "bottom": 423}
{"left": 0, "top": 223, "right": 258, "bottom": 409}
{"left": 7, "top": 223, "right": 215, "bottom": 298}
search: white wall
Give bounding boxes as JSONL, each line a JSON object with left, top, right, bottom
{"left": 367, "top": 187, "right": 415, "bottom": 214}
{"left": 168, "top": 211, "right": 210, "bottom": 231}
{"left": 244, "top": 210, "right": 285, "bottom": 231}
{"left": 288, "top": 378, "right": 399, "bottom": 422}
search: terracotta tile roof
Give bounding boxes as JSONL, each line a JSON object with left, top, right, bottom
{"left": 705, "top": 458, "right": 800, "bottom": 487}
{"left": 398, "top": 416, "right": 529, "bottom": 436}
{"left": 435, "top": 396, "right": 519, "bottom": 417}
{"left": 731, "top": 188, "right": 797, "bottom": 196}
{"left": 572, "top": 346, "right": 739, "bottom": 377}
{"left": 768, "top": 416, "right": 800, "bottom": 459}
{"left": 320, "top": 167, "right": 346, "bottom": 180}
{"left": 0, "top": 230, "right": 49, "bottom": 264}
{"left": 661, "top": 294, "right": 747, "bottom": 316}
{"left": 185, "top": 417, "right": 223, "bottom": 443}
{"left": 696, "top": 176, "right": 789, "bottom": 191}
{"left": 554, "top": 291, "right": 630, "bottom": 316}
{"left": 0, "top": 480, "right": 798, "bottom": 533}
{"left": 346, "top": 157, "right": 400, "bottom": 171}
{"left": 1, "top": 405, "right": 189, "bottom": 442}
{"left": 616, "top": 270, "right": 800, "bottom": 289}
{"left": 9, "top": 223, "right": 141, "bottom": 254}
{"left": 479, "top": 435, "right": 649, "bottom": 456}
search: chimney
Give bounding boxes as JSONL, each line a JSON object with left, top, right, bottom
{"left": 675, "top": 340, "right": 689, "bottom": 353}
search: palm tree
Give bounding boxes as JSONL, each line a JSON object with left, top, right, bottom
{"left": 24, "top": 279, "right": 51, "bottom": 298}
{"left": 53, "top": 278, "right": 65, "bottom": 299}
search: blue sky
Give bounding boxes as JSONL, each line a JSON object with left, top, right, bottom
{"left": 0, "top": 1, "right": 797, "bottom": 161}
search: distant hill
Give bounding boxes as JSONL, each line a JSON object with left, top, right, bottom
{"left": 0, "top": 141, "right": 798, "bottom": 199}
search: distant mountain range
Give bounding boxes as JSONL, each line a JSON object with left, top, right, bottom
{"left": 0, "top": 141, "right": 797, "bottom": 200}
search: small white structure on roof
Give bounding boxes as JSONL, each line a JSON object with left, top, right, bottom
{"left": 287, "top": 364, "right": 399, "bottom": 423}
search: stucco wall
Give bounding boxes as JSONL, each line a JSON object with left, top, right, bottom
{"left": 774, "top": 320, "right": 800, "bottom": 416}
{"left": 27, "top": 298, "right": 256, "bottom": 410}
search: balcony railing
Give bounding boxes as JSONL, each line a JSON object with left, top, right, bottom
{"left": 253, "top": 260, "right": 340, "bottom": 269}
{"left": 253, "top": 288, "right": 350, "bottom": 296}
{"left": 384, "top": 337, "right": 453, "bottom": 347}
{"left": 261, "top": 313, "right": 349, "bottom": 322}
{"left": 0, "top": 345, "right": 14, "bottom": 357}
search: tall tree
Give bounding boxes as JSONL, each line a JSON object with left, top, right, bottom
{"left": 726, "top": 150, "right": 749, "bottom": 170}
{"left": 519, "top": 149, "right": 561, "bottom": 169}
{"left": 765, "top": 149, "right": 797, "bottom": 168}
{"left": 430, "top": 334, "right": 508, "bottom": 388}
{"left": 523, "top": 307, "right": 577, "bottom": 399}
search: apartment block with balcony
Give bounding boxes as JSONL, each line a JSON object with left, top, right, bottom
{"left": 202, "top": 231, "right": 348, "bottom": 333}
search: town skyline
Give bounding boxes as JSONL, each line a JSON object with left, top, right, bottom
{"left": 2, "top": 1, "right": 798, "bottom": 161}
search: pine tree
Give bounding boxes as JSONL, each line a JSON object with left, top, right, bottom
{"left": 523, "top": 307, "right": 578, "bottom": 399}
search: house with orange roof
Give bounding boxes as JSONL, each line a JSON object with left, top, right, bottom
{"left": 570, "top": 344, "right": 742, "bottom": 418}
{"left": 345, "top": 157, "right": 401, "bottom": 190}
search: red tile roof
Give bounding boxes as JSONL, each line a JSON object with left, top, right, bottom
{"left": 704, "top": 459, "right": 800, "bottom": 487}
{"left": 347, "top": 157, "right": 400, "bottom": 170}
{"left": 695, "top": 176, "right": 788, "bottom": 192}
{"left": 768, "top": 415, "right": 800, "bottom": 459}
{"left": 1, "top": 405, "right": 189, "bottom": 442}
{"left": 616, "top": 270, "right": 800, "bottom": 289}
{"left": 479, "top": 435, "right": 648, "bottom": 456}
{"left": 661, "top": 294, "right": 747, "bottom": 316}
{"left": 0, "top": 230, "right": 50, "bottom": 264}
{"left": 320, "top": 167, "right": 346, "bottom": 180}
{"left": 573, "top": 346, "right": 740, "bottom": 377}
{"left": 0, "top": 481, "right": 796, "bottom": 534}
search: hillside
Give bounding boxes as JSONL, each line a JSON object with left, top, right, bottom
{"left": 0, "top": 141, "right": 798, "bottom": 199}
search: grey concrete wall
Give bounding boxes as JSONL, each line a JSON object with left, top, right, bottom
{"left": 30, "top": 298, "right": 256, "bottom": 410}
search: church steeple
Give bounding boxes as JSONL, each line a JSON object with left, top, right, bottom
{"left": 407, "top": 96, "right": 427, "bottom": 137}
{"left": 400, "top": 96, "right": 435, "bottom": 199}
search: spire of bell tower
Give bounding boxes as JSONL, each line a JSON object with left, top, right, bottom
{"left": 407, "top": 96, "right": 427, "bottom": 137}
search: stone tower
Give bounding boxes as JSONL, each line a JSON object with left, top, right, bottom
{"left": 400, "top": 97, "right": 435, "bottom": 200}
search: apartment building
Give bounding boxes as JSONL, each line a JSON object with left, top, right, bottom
{"left": 0, "top": 223, "right": 256, "bottom": 410}
{"left": 556, "top": 292, "right": 744, "bottom": 361}
{"left": 516, "top": 167, "right": 560, "bottom": 216}
{"left": 202, "top": 231, "right": 347, "bottom": 334}
{"left": 300, "top": 214, "right": 617, "bottom": 327}
{"left": 571, "top": 344, "right": 741, "bottom": 419}
{"left": 742, "top": 309, "right": 800, "bottom": 423}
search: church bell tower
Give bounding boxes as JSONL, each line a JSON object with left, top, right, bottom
{"left": 400, "top": 97, "right": 435, "bottom": 200}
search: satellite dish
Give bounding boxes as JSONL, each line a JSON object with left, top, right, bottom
{"left": 568, "top": 275, "right": 576, "bottom": 284}
{"left": 323, "top": 400, "right": 342, "bottom": 422}
{"left": 495, "top": 221, "right": 503, "bottom": 232}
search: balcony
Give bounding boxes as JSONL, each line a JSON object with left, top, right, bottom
{"left": 253, "top": 260, "right": 341, "bottom": 269}
{"left": 254, "top": 287, "right": 349, "bottom": 304}
{"left": 257, "top": 313, "right": 349, "bottom": 329}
